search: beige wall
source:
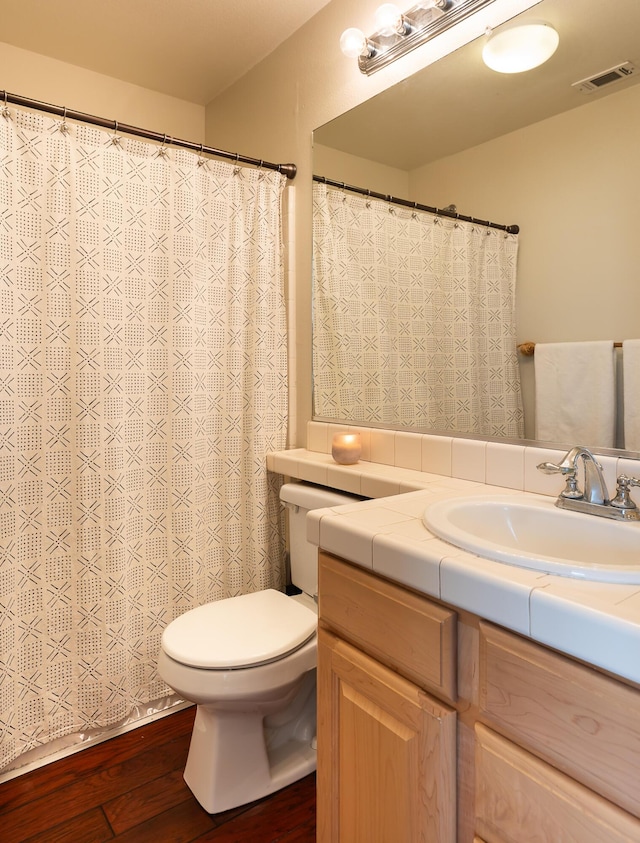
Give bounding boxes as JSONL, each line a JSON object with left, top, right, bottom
{"left": 411, "top": 81, "right": 640, "bottom": 343}
{"left": 313, "top": 144, "right": 409, "bottom": 198}
{"left": 204, "top": 0, "right": 539, "bottom": 445}
{"left": 0, "top": 41, "right": 204, "bottom": 140}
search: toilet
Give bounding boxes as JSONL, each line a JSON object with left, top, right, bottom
{"left": 157, "top": 482, "right": 358, "bottom": 814}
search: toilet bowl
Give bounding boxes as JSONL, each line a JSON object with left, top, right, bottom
{"left": 157, "top": 482, "right": 359, "bottom": 814}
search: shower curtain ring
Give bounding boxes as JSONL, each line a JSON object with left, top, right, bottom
{"left": 59, "top": 106, "right": 70, "bottom": 133}
{"left": 111, "top": 120, "right": 121, "bottom": 146}
{"left": 158, "top": 134, "right": 169, "bottom": 157}
{"left": 197, "top": 143, "right": 207, "bottom": 166}
{"left": 1, "top": 91, "right": 10, "bottom": 119}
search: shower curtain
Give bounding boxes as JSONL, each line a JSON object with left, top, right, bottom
{"left": 0, "top": 108, "right": 288, "bottom": 771}
{"left": 313, "top": 183, "right": 524, "bottom": 437}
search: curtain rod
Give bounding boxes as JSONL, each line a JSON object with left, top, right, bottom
{"left": 314, "top": 174, "right": 519, "bottom": 234}
{"left": 1, "top": 90, "right": 297, "bottom": 180}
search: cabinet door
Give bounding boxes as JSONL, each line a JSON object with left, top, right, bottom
{"left": 475, "top": 725, "right": 640, "bottom": 843}
{"left": 317, "top": 627, "right": 456, "bottom": 843}
{"left": 479, "top": 621, "right": 640, "bottom": 819}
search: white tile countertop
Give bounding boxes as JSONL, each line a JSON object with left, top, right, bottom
{"left": 268, "top": 446, "right": 640, "bottom": 686}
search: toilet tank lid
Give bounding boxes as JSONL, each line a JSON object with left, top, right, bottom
{"left": 161, "top": 589, "right": 317, "bottom": 669}
{"left": 279, "top": 482, "right": 360, "bottom": 510}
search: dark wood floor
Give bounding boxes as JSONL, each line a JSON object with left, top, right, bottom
{"left": 0, "top": 706, "right": 316, "bottom": 842}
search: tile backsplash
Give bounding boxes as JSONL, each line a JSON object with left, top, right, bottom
{"left": 307, "top": 421, "right": 638, "bottom": 498}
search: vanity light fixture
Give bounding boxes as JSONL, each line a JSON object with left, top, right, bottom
{"left": 340, "top": 0, "right": 499, "bottom": 75}
{"left": 482, "top": 21, "right": 559, "bottom": 73}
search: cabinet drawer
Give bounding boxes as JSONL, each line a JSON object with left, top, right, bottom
{"left": 476, "top": 725, "right": 640, "bottom": 843}
{"left": 479, "top": 622, "right": 640, "bottom": 818}
{"left": 319, "top": 552, "right": 456, "bottom": 702}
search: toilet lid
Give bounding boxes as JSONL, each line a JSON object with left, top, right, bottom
{"left": 161, "top": 589, "right": 317, "bottom": 669}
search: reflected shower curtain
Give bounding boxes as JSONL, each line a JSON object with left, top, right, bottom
{"left": 313, "top": 183, "right": 524, "bottom": 436}
{"left": 0, "top": 109, "right": 288, "bottom": 770}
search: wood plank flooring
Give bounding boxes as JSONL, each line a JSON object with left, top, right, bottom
{"left": 0, "top": 706, "right": 317, "bottom": 842}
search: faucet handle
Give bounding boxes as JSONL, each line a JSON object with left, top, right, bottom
{"left": 536, "top": 460, "right": 583, "bottom": 499}
{"left": 537, "top": 460, "right": 573, "bottom": 475}
{"left": 610, "top": 474, "right": 640, "bottom": 512}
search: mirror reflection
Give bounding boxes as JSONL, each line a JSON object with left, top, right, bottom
{"left": 312, "top": 0, "right": 640, "bottom": 455}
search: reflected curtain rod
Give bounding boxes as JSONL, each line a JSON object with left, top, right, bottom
{"left": 314, "top": 174, "right": 519, "bottom": 233}
{"left": 1, "top": 90, "right": 297, "bottom": 180}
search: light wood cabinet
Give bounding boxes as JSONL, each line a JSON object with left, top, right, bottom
{"left": 475, "top": 724, "right": 640, "bottom": 843}
{"left": 317, "top": 551, "right": 457, "bottom": 843}
{"left": 479, "top": 621, "right": 640, "bottom": 819}
{"left": 317, "top": 627, "right": 456, "bottom": 843}
{"left": 319, "top": 550, "right": 457, "bottom": 701}
{"left": 317, "top": 551, "right": 640, "bottom": 843}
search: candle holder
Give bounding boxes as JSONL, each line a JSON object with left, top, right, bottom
{"left": 331, "top": 432, "right": 362, "bottom": 465}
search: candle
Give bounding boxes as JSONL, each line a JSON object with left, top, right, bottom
{"left": 331, "top": 432, "right": 362, "bottom": 465}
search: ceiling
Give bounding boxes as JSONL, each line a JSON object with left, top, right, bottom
{"left": 0, "top": 0, "right": 332, "bottom": 105}
{"left": 314, "top": 0, "right": 640, "bottom": 170}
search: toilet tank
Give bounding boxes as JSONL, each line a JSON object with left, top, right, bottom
{"left": 279, "top": 483, "right": 361, "bottom": 599}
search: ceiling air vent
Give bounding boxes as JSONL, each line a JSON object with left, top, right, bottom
{"left": 572, "top": 61, "right": 637, "bottom": 93}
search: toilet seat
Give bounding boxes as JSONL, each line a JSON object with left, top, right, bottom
{"left": 161, "top": 589, "right": 317, "bottom": 670}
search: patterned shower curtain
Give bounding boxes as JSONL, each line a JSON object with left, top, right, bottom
{"left": 313, "top": 183, "right": 524, "bottom": 436}
{"left": 0, "top": 108, "right": 288, "bottom": 770}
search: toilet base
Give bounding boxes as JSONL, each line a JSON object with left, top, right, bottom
{"left": 183, "top": 670, "right": 317, "bottom": 813}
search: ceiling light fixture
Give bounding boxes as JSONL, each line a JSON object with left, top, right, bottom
{"left": 340, "top": 0, "right": 499, "bottom": 75}
{"left": 482, "top": 21, "right": 559, "bottom": 73}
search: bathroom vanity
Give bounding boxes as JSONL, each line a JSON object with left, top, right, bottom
{"left": 316, "top": 551, "right": 640, "bottom": 842}
{"left": 268, "top": 431, "right": 640, "bottom": 842}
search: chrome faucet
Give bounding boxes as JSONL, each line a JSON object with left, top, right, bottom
{"left": 537, "top": 445, "right": 640, "bottom": 521}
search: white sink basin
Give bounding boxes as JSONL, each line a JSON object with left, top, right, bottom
{"left": 423, "top": 493, "right": 640, "bottom": 583}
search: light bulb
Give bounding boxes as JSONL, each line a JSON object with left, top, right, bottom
{"left": 340, "top": 27, "right": 369, "bottom": 58}
{"left": 375, "top": 3, "right": 404, "bottom": 36}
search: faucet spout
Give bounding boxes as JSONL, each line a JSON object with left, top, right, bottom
{"left": 542, "top": 445, "right": 609, "bottom": 504}
{"left": 569, "top": 446, "right": 609, "bottom": 504}
{"left": 537, "top": 445, "right": 609, "bottom": 504}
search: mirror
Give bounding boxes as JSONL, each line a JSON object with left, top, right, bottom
{"left": 312, "top": 0, "right": 640, "bottom": 456}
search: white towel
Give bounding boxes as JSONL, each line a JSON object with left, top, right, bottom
{"left": 623, "top": 340, "right": 640, "bottom": 452}
{"left": 534, "top": 341, "right": 616, "bottom": 447}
